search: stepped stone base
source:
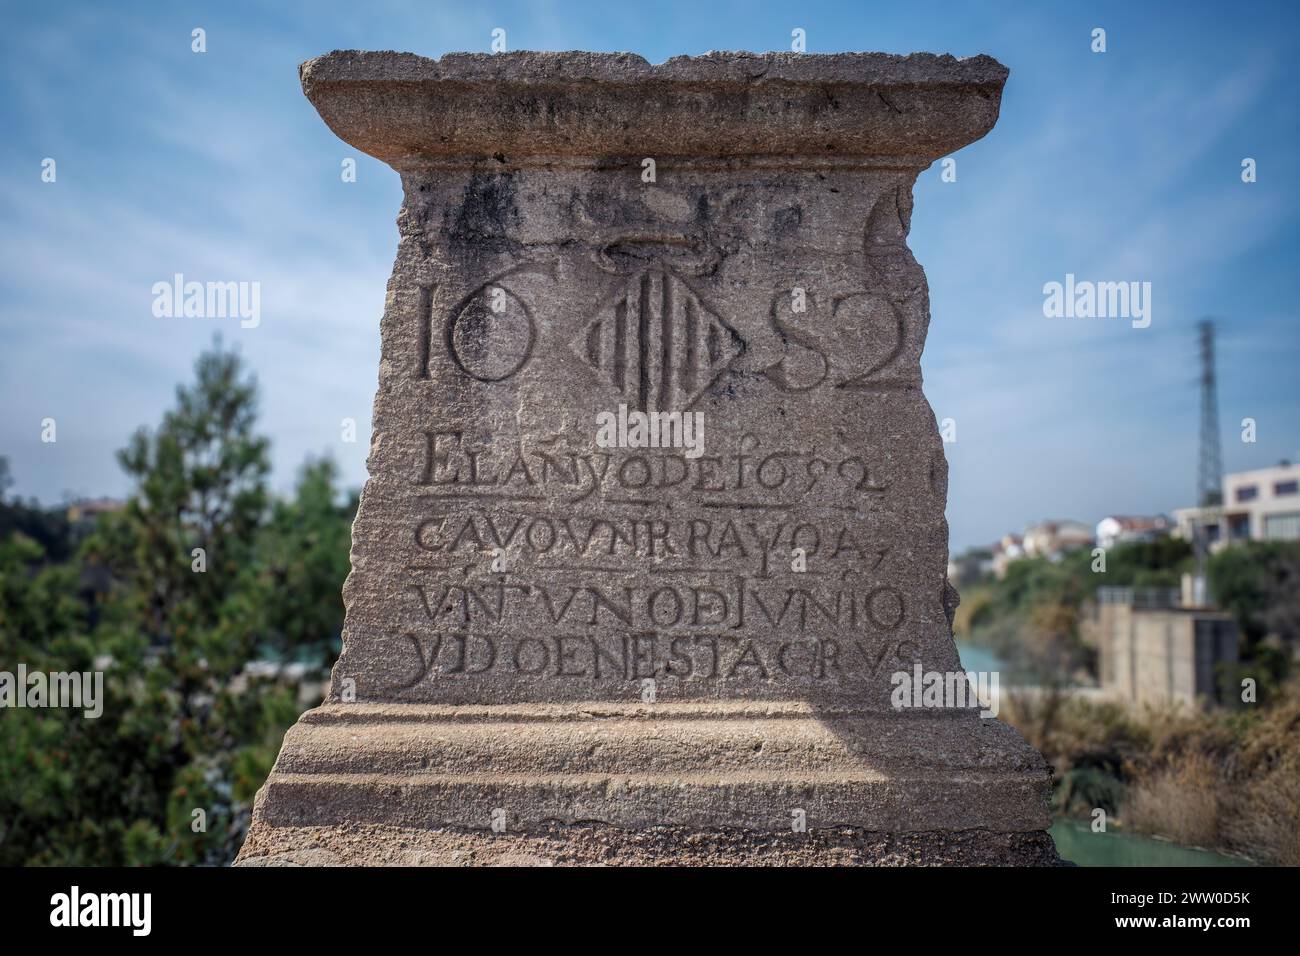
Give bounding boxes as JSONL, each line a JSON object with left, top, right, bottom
{"left": 237, "top": 821, "right": 1063, "bottom": 867}
{"left": 234, "top": 702, "right": 1061, "bottom": 866}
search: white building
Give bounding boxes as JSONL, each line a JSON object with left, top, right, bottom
{"left": 1174, "top": 461, "right": 1300, "bottom": 549}
{"left": 1095, "top": 514, "right": 1171, "bottom": 550}
{"left": 991, "top": 533, "right": 1024, "bottom": 579}
{"left": 1022, "top": 519, "right": 1093, "bottom": 560}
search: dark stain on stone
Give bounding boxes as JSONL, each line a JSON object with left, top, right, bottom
{"left": 568, "top": 179, "right": 651, "bottom": 231}
{"left": 447, "top": 172, "right": 521, "bottom": 255}
{"left": 774, "top": 205, "right": 802, "bottom": 236}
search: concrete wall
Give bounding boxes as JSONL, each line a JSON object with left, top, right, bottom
{"left": 1098, "top": 603, "right": 1237, "bottom": 708}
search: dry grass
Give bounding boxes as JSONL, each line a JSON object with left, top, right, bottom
{"left": 1124, "top": 754, "right": 1221, "bottom": 848}
{"left": 999, "top": 681, "right": 1300, "bottom": 864}
{"left": 1223, "top": 760, "right": 1300, "bottom": 865}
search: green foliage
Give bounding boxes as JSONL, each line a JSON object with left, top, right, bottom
{"left": 0, "top": 340, "right": 354, "bottom": 866}
{"left": 105, "top": 341, "right": 270, "bottom": 640}
{"left": 961, "top": 555, "right": 1092, "bottom": 682}
{"left": 1210, "top": 540, "right": 1300, "bottom": 646}
{"left": 956, "top": 536, "right": 1295, "bottom": 687}
{"left": 1056, "top": 766, "right": 1127, "bottom": 818}
{"left": 1208, "top": 541, "right": 1299, "bottom": 699}
{"left": 0, "top": 461, "right": 72, "bottom": 563}
{"left": 1097, "top": 536, "right": 1194, "bottom": 589}
{"left": 249, "top": 458, "right": 356, "bottom": 665}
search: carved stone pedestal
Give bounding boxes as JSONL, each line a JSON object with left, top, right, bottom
{"left": 237, "top": 50, "right": 1060, "bottom": 866}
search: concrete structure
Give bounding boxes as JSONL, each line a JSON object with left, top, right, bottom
{"left": 237, "top": 50, "right": 1058, "bottom": 866}
{"left": 1094, "top": 587, "right": 1237, "bottom": 709}
{"left": 1174, "top": 461, "right": 1300, "bottom": 550}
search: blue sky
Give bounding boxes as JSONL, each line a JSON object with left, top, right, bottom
{"left": 1, "top": 0, "right": 1297, "bottom": 551}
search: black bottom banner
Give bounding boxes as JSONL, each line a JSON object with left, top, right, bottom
{"left": 0, "top": 864, "right": 1285, "bottom": 942}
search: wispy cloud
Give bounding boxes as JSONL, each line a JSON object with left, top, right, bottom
{"left": 1, "top": 0, "right": 1297, "bottom": 551}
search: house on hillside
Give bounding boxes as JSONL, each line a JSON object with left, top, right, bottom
{"left": 990, "top": 533, "right": 1024, "bottom": 579}
{"left": 1095, "top": 514, "right": 1171, "bottom": 550}
{"left": 1174, "top": 461, "right": 1300, "bottom": 551}
{"left": 1022, "top": 519, "right": 1094, "bottom": 561}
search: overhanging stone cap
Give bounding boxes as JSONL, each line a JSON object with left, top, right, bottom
{"left": 301, "top": 49, "right": 1009, "bottom": 167}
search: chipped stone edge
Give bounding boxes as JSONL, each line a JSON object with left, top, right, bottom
{"left": 299, "top": 49, "right": 1010, "bottom": 90}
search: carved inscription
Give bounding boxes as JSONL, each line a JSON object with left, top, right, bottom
{"left": 388, "top": 572, "right": 916, "bottom": 691}
{"left": 408, "top": 578, "right": 907, "bottom": 631}
{"left": 413, "top": 510, "right": 891, "bottom": 576}
{"left": 395, "top": 419, "right": 919, "bottom": 693}
{"left": 417, "top": 431, "right": 890, "bottom": 508}
{"left": 447, "top": 279, "right": 535, "bottom": 382}
{"left": 389, "top": 629, "right": 922, "bottom": 690}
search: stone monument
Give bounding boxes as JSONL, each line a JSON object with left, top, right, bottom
{"left": 237, "top": 50, "right": 1060, "bottom": 865}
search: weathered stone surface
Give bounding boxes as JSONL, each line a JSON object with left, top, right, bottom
{"left": 238, "top": 50, "right": 1059, "bottom": 865}
{"left": 238, "top": 821, "right": 1061, "bottom": 867}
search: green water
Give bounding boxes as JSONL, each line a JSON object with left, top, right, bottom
{"left": 955, "top": 643, "right": 1006, "bottom": 675}
{"left": 1050, "top": 820, "right": 1255, "bottom": 867}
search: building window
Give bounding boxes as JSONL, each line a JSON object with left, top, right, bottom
{"left": 1275, "top": 480, "right": 1299, "bottom": 496}
{"left": 1236, "top": 485, "right": 1259, "bottom": 502}
{"left": 1228, "top": 514, "right": 1250, "bottom": 540}
{"left": 1264, "top": 513, "right": 1300, "bottom": 541}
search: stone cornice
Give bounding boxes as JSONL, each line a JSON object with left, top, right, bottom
{"left": 301, "top": 50, "right": 1009, "bottom": 167}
